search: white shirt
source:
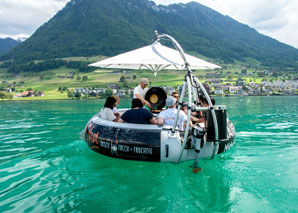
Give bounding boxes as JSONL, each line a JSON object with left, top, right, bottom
{"left": 158, "top": 108, "right": 187, "bottom": 131}
{"left": 100, "top": 108, "right": 116, "bottom": 121}
{"left": 133, "top": 85, "right": 148, "bottom": 99}
{"left": 112, "top": 107, "right": 119, "bottom": 113}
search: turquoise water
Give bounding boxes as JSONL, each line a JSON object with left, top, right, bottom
{"left": 1, "top": 96, "right": 298, "bottom": 212}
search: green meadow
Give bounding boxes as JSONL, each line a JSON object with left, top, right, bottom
{"left": 0, "top": 56, "right": 288, "bottom": 101}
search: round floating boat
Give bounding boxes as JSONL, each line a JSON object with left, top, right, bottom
{"left": 82, "top": 32, "right": 236, "bottom": 167}
{"left": 83, "top": 107, "right": 235, "bottom": 162}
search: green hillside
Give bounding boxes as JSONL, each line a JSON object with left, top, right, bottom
{"left": 0, "top": 38, "right": 21, "bottom": 56}
{"left": 2, "top": 0, "right": 298, "bottom": 70}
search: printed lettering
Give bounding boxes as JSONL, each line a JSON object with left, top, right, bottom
{"left": 100, "top": 141, "right": 110, "bottom": 148}
{"left": 118, "top": 144, "right": 130, "bottom": 152}
{"left": 133, "top": 147, "right": 153, "bottom": 155}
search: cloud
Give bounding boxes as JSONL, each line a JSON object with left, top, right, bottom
{"left": 0, "top": 0, "right": 69, "bottom": 38}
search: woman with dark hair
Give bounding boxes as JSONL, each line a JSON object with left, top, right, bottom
{"left": 99, "top": 96, "right": 120, "bottom": 122}
{"left": 119, "top": 98, "right": 156, "bottom": 124}
{"left": 112, "top": 95, "right": 120, "bottom": 117}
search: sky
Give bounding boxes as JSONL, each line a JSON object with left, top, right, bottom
{"left": 0, "top": 0, "right": 297, "bottom": 49}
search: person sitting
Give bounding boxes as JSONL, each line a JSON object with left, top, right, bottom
{"left": 199, "top": 97, "right": 216, "bottom": 127}
{"left": 99, "top": 96, "right": 120, "bottom": 122}
{"left": 173, "top": 91, "right": 198, "bottom": 123}
{"left": 172, "top": 91, "right": 179, "bottom": 101}
{"left": 119, "top": 98, "right": 157, "bottom": 124}
{"left": 157, "top": 96, "right": 189, "bottom": 131}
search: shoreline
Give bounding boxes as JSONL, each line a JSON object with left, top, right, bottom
{"left": 1, "top": 94, "right": 298, "bottom": 102}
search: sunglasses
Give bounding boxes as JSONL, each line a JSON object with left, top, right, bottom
{"left": 173, "top": 96, "right": 179, "bottom": 98}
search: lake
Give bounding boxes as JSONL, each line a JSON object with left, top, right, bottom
{"left": 1, "top": 96, "right": 298, "bottom": 212}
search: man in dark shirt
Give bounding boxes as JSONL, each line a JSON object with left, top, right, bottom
{"left": 119, "top": 99, "right": 157, "bottom": 124}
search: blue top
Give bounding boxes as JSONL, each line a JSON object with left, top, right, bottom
{"left": 121, "top": 108, "right": 153, "bottom": 124}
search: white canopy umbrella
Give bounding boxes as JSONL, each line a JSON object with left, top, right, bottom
{"left": 89, "top": 41, "right": 221, "bottom": 76}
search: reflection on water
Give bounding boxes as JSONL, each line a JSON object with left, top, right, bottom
{"left": 1, "top": 96, "right": 298, "bottom": 212}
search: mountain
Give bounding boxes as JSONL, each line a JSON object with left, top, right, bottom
{"left": 0, "top": 38, "right": 21, "bottom": 56}
{"left": 2, "top": 0, "right": 298, "bottom": 69}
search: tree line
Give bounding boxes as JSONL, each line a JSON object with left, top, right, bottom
{"left": 0, "top": 59, "right": 96, "bottom": 73}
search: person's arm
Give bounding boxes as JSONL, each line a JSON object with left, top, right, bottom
{"left": 145, "top": 110, "right": 156, "bottom": 124}
{"left": 157, "top": 117, "right": 164, "bottom": 126}
{"left": 119, "top": 112, "right": 127, "bottom": 123}
{"left": 113, "top": 114, "right": 120, "bottom": 122}
{"left": 149, "top": 117, "right": 157, "bottom": 125}
{"left": 135, "top": 94, "right": 151, "bottom": 108}
{"left": 118, "top": 118, "right": 125, "bottom": 123}
{"left": 181, "top": 111, "right": 192, "bottom": 129}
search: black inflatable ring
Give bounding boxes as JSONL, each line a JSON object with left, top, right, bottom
{"left": 145, "top": 87, "right": 167, "bottom": 110}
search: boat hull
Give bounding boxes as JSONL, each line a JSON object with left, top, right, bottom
{"left": 82, "top": 115, "right": 235, "bottom": 163}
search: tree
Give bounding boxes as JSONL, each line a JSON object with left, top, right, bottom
{"left": 241, "top": 69, "right": 247, "bottom": 75}
{"left": 133, "top": 75, "right": 136, "bottom": 79}
{"left": 82, "top": 76, "right": 88, "bottom": 81}
{"left": 74, "top": 92, "right": 81, "bottom": 99}
{"left": 122, "top": 82, "right": 129, "bottom": 88}
{"left": 67, "top": 90, "right": 74, "bottom": 98}
{"left": 257, "top": 72, "right": 265, "bottom": 77}
{"left": 0, "top": 92, "right": 6, "bottom": 99}
{"left": 102, "top": 88, "right": 113, "bottom": 98}
{"left": 77, "top": 75, "right": 81, "bottom": 81}
{"left": 0, "top": 92, "right": 12, "bottom": 100}
{"left": 119, "top": 76, "right": 125, "bottom": 82}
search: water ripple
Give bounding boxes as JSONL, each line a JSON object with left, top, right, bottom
{"left": 1, "top": 97, "right": 298, "bottom": 212}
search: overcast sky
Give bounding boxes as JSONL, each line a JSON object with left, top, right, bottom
{"left": 0, "top": 0, "right": 297, "bottom": 49}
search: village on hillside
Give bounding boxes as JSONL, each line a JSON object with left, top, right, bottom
{"left": 54, "top": 67, "right": 298, "bottom": 98}
{"left": 1, "top": 66, "right": 298, "bottom": 100}
{"left": 69, "top": 78, "right": 298, "bottom": 99}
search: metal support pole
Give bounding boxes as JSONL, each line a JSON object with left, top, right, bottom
{"left": 177, "top": 75, "right": 192, "bottom": 163}
{"left": 191, "top": 74, "right": 198, "bottom": 104}
{"left": 156, "top": 32, "right": 188, "bottom": 65}
{"left": 155, "top": 31, "right": 219, "bottom": 161}
{"left": 172, "top": 81, "right": 186, "bottom": 133}
{"left": 193, "top": 136, "right": 201, "bottom": 169}
{"left": 193, "top": 76, "right": 219, "bottom": 159}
